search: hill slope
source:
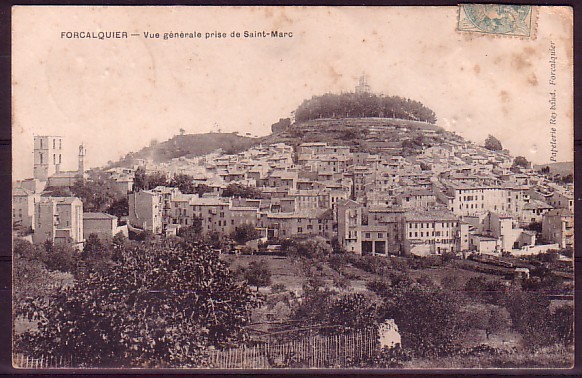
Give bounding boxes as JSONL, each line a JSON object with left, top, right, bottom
{"left": 533, "top": 162, "right": 574, "bottom": 176}
{"left": 108, "top": 117, "right": 459, "bottom": 168}
{"left": 260, "top": 117, "right": 453, "bottom": 155}
{"left": 109, "top": 133, "right": 258, "bottom": 168}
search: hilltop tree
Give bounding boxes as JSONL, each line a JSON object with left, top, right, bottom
{"left": 484, "top": 135, "right": 503, "bottom": 151}
{"left": 513, "top": 156, "right": 530, "bottom": 169}
{"left": 294, "top": 92, "right": 437, "bottom": 124}
{"left": 15, "top": 240, "right": 261, "bottom": 367}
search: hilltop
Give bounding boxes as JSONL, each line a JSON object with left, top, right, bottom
{"left": 262, "top": 117, "right": 455, "bottom": 156}
{"left": 107, "top": 117, "right": 459, "bottom": 169}
{"left": 105, "top": 85, "right": 452, "bottom": 167}
{"left": 108, "top": 132, "right": 257, "bottom": 168}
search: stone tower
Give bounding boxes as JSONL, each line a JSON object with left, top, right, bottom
{"left": 78, "top": 144, "right": 86, "bottom": 179}
{"left": 33, "top": 136, "right": 62, "bottom": 182}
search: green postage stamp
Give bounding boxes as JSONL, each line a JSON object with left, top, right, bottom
{"left": 458, "top": 4, "right": 537, "bottom": 38}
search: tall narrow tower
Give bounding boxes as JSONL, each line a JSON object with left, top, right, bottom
{"left": 33, "top": 136, "right": 62, "bottom": 182}
{"left": 78, "top": 144, "right": 86, "bottom": 180}
{"left": 355, "top": 74, "right": 371, "bottom": 95}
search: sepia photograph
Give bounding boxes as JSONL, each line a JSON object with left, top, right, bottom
{"left": 11, "top": 5, "right": 574, "bottom": 370}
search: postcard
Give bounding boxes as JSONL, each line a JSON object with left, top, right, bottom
{"left": 12, "top": 5, "right": 574, "bottom": 370}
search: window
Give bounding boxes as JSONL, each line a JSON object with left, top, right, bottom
{"left": 415, "top": 232, "right": 418, "bottom": 237}
{"left": 365, "top": 233, "right": 371, "bottom": 238}
{"left": 378, "top": 233, "right": 383, "bottom": 238}
{"left": 298, "top": 227, "right": 303, "bottom": 233}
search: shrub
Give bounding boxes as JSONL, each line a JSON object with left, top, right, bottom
{"left": 271, "top": 283, "right": 287, "bottom": 294}
{"left": 16, "top": 240, "right": 261, "bottom": 367}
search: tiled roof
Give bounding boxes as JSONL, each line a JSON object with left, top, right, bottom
{"left": 84, "top": 212, "right": 117, "bottom": 220}
{"left": 405, "top": 209, "right": 457, "bottom": 222}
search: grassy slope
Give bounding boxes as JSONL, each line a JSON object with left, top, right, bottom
{"left": 110, "top": 132, "right": 258, "bottom": 167}
{"left": 533, "top": 162, "right": 574, "bottom": 176}
{"left": 107, "top": 116, "right": 452, "bottom": 167}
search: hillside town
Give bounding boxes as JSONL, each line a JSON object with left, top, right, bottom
{"left": 10, "top": 4, "right": 575, "bottom": 369}
{"left": 13, "top": 124, "right": 573, "bottom": 261}
{"left": 12, "top": 83, "right": 574, "bottom": 370}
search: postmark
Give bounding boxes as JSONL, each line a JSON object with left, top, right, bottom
{"left": 458, "top": 4, "right": 537, "bottom": 39}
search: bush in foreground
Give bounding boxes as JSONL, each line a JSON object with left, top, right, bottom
{"left": 16, "top": 240, "right": 261, "bottom": 368}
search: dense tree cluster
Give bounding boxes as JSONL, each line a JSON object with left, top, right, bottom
{"left": 15, "top": 239, "right": 262, "bottom": 368}
{"left": 133, "top": 167, "right": 168, "bottom": 192}
{"left": 512, "top": 156, "right": 530, "bottom": 169}
{"left": 222, "top": 183, "right": 263, "bottom": 199}
{"left": 42, "top": 170, "right": 126, "bottom": 214}
{"left": 168, "top": 173, "right": 197, "bottom": 194}
{"left": 231, "top": 223, "right": 260, "bottom": 244}
{"left": 294, "top": 93, "right": 437, "bottom": 124}
{"left": 484, "top": 135, "right": 503, "bottom": 151}
{"left": 280, "top": 237, "right": 333, "bottom": 261}
{"left": 375, "top": 280, "right": 467, "bottom": 357}
{"left": 292, "top": 287, "right": 377, "bottom": 335}
{"left": 505, "top": 291, "right": 573, "bottom": 349}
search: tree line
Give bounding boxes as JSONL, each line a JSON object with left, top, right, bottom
{"left": 294, "top": 92, "right": 437, "bottom": 124}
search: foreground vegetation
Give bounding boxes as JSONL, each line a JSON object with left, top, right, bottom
{"left": 13, "top": 229, "right": 574, "bottom": 369}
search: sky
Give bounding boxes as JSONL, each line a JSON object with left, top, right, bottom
{"left": 12, "top": 6, "right": 574, "bottom": 180}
